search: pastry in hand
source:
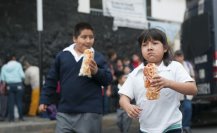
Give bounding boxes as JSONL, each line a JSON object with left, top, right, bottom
{"left": 79, "top": 49, "right": 94, "bottom": 78}
{"left": 143, "top": 63, "right": 159, "bottom": 100}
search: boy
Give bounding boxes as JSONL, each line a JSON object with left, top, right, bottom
{"left": 39, "top": 22, "right": 112, "bottom": 133}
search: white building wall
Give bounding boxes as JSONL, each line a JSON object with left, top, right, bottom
{"left": 151, "top": 0, "right": 186, "bottom": 22}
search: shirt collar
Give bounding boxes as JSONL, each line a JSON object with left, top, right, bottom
{"left": 134, "top": 61, "right": 171, "bottom": 75}
{"left": 63, "top": 43, "right": 94, "bottom": 62}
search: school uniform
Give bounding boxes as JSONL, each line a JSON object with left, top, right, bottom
{"left": 40, "top": 44, "right": 112, "bottom": 133}
{"left": 119, "top": 61, "right": 194, "bottom": 133}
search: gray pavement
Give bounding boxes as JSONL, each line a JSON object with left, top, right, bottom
{"left": 102, "top": 113, "right": 140, "bottom": 133}
{"left": 0, "top": 113, "right": 217, "bottom": 133}
{"left": 0, "top": 116, "right": 56, "bottom": 133}
{"left": 0, "top": 113, "right": 139, "bottom": 133}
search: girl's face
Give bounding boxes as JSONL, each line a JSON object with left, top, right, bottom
{"left": 73, "top": 29, "right": 94, "bottom": 54}
{"left": 141, "top": 39, "right": 167, "bottom": 65}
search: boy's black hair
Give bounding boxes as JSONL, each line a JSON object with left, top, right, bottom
{"left": 73, "top": 22, "right": 94, "bottom": 38}
{"left": 137, "top": 28, "right": 173, "bottom": 66}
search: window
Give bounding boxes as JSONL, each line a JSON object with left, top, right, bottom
{"left": 90, "top": 0, "right": 102, "bottom": 9}
{"left": 90, "top": 0, "right": 103, "bottom": 15}
{"left": 147, "top": 0, "right": 151, "bottom": 17}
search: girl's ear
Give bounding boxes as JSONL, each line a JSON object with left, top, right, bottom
{"left": 163, "top": 47, "right": 168, "bottom": 53}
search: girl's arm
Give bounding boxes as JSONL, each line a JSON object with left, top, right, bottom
{"left": 151, "top": 75, "right": 197, "bottom": 95}
{"left": 166, "top": 79, "right": 197, "bottom": 95}
{"left": 119, "top": 95, "right": 142, "bottom": 119}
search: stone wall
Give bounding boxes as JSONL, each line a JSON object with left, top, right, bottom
{"left": 0, "top": 0, "right": 142, "bottom": 75}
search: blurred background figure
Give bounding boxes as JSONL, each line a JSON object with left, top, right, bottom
{"left": 23, "top": 56, "right": 40, "bottom": 117}
{"left": 122, "top": 57, "right": 134, "bottom": 71}
{"left": 0, "top": 57, "right": 8, "bottom": 121}
{"left": 174, "top": 50, "right": 195, "bottom": 133}
{"left": 131, "top": 54, "right": 141, "bottom": 69}
{"left": 113, "top": 71, "right": 132, "bottom": 133}
{"left": 0, "top": 52, "right": 25, "bottom": 122}
{"left": 104, "top": 49, "right": 118, "bottom": 114}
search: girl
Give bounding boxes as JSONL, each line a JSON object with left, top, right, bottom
{"left": 119, "top": 28, "right": 197, "bottom": 133}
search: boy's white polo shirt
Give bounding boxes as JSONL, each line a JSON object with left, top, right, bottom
{"left": 119, "top": 61, "right": 194, "bottom": 133}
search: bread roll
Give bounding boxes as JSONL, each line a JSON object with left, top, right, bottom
{"left": 79, "top": 49, "right": 94, "bottom": 77}
{"left": 143, "top": 63, "right": 159, "bottom": 100}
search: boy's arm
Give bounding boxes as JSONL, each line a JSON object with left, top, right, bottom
{"left": 40, "top": 54, "right": 60, "bottom": 106}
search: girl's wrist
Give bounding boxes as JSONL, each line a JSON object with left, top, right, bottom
{"left": 167, "top": 79, "right": 171, "bottom": 88}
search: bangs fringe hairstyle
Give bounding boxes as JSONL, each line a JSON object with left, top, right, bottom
{"left": 137, "top": 28, "right": 173, "bottom": 66}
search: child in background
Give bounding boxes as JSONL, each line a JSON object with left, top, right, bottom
{"left": 174, "top": 50, "right": 195, "bottom": 133}
{"left": 119, "top": 28, "right": 197, "bottom": 133}
{"left": 114, "top": 72, "right": 132, "bottom": 133}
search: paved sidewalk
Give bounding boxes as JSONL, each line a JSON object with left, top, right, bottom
{"left": 1, "top": 113, "right": 214, "bottom": 133}
{"left": 102, "top": 113, "right": 140, "bottom": 133}
{"left": 0, "top": 113, "right": 140, "bottom": 133}
{"left": 0, "top": 116, "right": 56, "bottom": 133}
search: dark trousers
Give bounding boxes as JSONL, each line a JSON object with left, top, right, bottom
{"left": 180, "top": 99, "right": 192, "bottom": 128}
{"left": 166, "top": 128, "right": 182, "bottom": 133}
{"left": 55, "top": 112, "right": 102, "bottom": 133}
{"left": 0, "top": 95, "right": 8, "bottom": 120}
{"left": 7, "top": 82, "right": 24, "bottom": 121}
{"left": 117, "top": 108, "right": 132, "bottom": 133}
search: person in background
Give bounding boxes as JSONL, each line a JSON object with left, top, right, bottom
{"left": 122, "top": 57, "right": 134, "bottom": 71}
{"left": 104, "top": 49, "right": 118, "bottom": 114}
{"left": 123, "top": 66, "right": 132, "bottom": 75}
{"left": 23, "top": 57, "right": 40, "bottom": 117}
{"left": 0, "top": 52, "right": 25, "bottom": 122}
{"left": 107, "top": 49, "right": 118, "bottom": 82}
{"left": 114, "top": 71, "right": 132, "bottom": 133}
{"left": 119, "top": 28, "right": 197, "bottom": 133}
{"left": 0, "top": 58, "right": 8, "bottom": 121}
{"left": 174, "top": 50, "right": 195, "bottom": 133}
{"left": 39, "top": 22, "right": 112, "bottom": 133}
{"left": 114, "top": 58, "right": 124, "bottom": 76}
{"left": 131, "top": 53, "right": 141, "bottom": 69}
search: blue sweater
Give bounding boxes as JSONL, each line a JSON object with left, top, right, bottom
{"left": 40, "top": 50, "right": 112, "bottom": 114}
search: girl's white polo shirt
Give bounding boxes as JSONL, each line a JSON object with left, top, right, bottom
{"left": 118, "top": 61, "right": 194, "bottom": 133}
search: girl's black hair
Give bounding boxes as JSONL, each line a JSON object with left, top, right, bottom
{"left": 73, "top": 22, "right": 94, "bottom": 38}
{"left": 137, "top": 28, "right": 173, "bottom": 66}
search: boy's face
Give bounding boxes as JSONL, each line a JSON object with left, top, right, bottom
{"left": 73, "top": 29, "right": 94, "bottom": 53}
